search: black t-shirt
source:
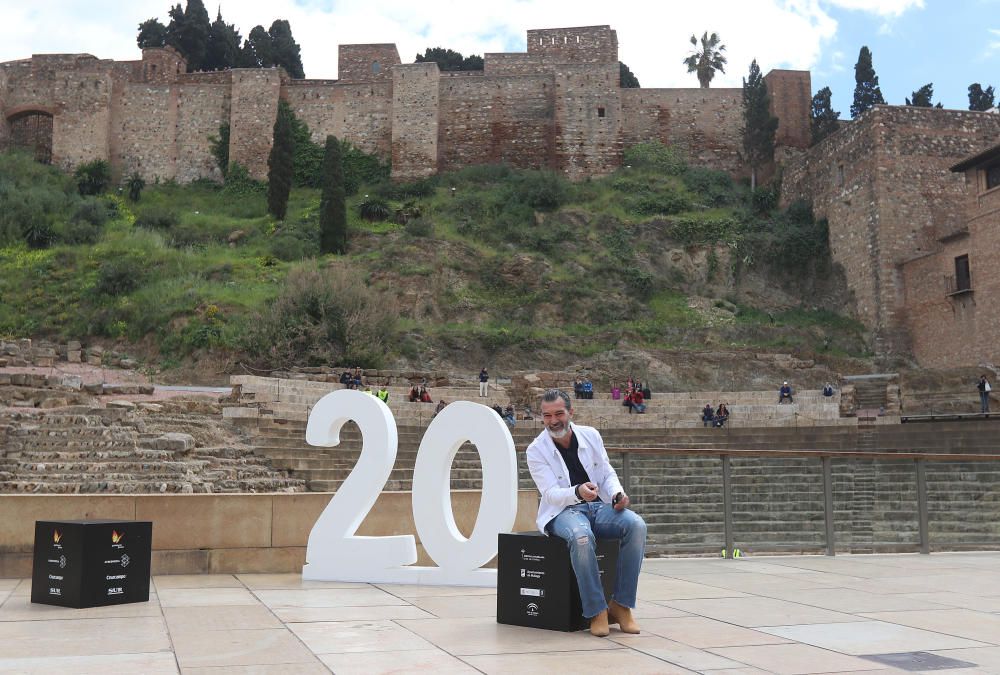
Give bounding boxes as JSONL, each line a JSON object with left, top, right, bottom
{"left": 556, "top": 431, "right": 591, "bottom": 488}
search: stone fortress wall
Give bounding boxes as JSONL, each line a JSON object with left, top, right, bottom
{"left": 0, "top": 25, "right": 812, "bottom": 183}
{"left": 782, "top": 107, "right": 1000, "bottom": 365}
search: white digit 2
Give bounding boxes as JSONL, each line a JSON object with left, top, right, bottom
{"left": 302, "top": 392, "right": 518, "bottom": 586}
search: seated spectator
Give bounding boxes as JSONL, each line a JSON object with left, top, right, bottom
{"left": 433, "top": 399, "right": 448, "bottom": 417}
{"left": 573, "top": 377, "right": 583, "bottom": 399}
{"left": 623, "top": 389, "right": 633, "bottom": 412}
{"left": 582, "top": 379, "right": 593, "bottom": 399}
{"left": 823, "top": 382, "right": 835, "bottom": 397}
{"left": 701, "top": 403, "right": 715, "bottom": 427}
{"left": 714, "top": 403, "right": 730, "bottom": 428}
{"left": 522, "top": 405, "right": 534, "bottom": 420}
{"left": 503, "top": 404, "right": 516, "bottom": 428}
{"left": 631, "top": 389, "right": 646, "bottom": 414}
{"left": 492, "top": 403, "right": 504, "bottom": 417}
{"left": 376, "top": 386, "right": 389, "bottom": 403}
{"left": 611, "top": 382, "right": 621, "bottom": 400}
{"left": 419, "top": 386, "right": 432, "bottom": 403}
{"left": 408, "top": 385, "right": 420, "bottom": 403}
{"left": 339, "top": 370, "right": 352, "bottom": 386}
{"left": 779, "top": 381, "right": 794, "bottom": 404}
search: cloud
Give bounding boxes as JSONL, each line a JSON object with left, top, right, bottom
{"left": 824, "top": 0, "right": 924, "bottom": 17}
{"left": 0, "top": 0, "right": 847, "bottom": 88}
{"left": 988, "top": 27, "right": 1000, "bottom": 57}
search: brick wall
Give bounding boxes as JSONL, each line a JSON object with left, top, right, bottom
{"left": 783, "top": 106, "right": 1000, "bottom": 362}
{"left": 338, "top": 44, "right": 400, "bottom": 83}
{"left": 527, "top": 26, "right": 618, "bottom": 64}
{"left": 228, "top": 68, "right": 282, "bottom": 180}
{"left": 437, "top": 74, "right": 555, "bottom": 172}
{"left": 391, "top": 63, "right": 439, "bottom": 180}
{"left": 621, "top": 87, "right": 744, "bottom": 173}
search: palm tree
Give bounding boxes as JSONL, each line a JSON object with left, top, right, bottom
{"left": 683, "top": 32, "right": 727, "bottom": 88}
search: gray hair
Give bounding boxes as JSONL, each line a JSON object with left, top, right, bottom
{"left": 541, "top": 388, "right": 572, "bottom": 410}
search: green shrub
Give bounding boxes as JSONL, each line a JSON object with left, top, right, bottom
{"left": 682, "top": 167, "right": 735, "bottom": 206}
{"left": 0, "top": 151, "right": 79, "bottom": 246}
{"left": 630, "top": 190, "right": 692, "bottom": 216}
{"left": 371, "top": 177, "right": 437, "bottom": 201}
{"left": 134, "top": 207, "right": 179, "bottom": 230}
{"left": 222, "top": 163, "right": 266, "bottom": 196}
{"left": 22, "top": 221, "right": 56, "bottom": 249}
{"left": 359, "top": 198, "right": 391, "bottom": 222}
{"left": 623, "top": 142, "right": 687, "bottom": 175}
{"left": 73, "top": 159, "right": 111, "bottom": 196}
{"left": 404, "top": 217, "right": 433, "bottom": 237}
{"left": 503, "top": 170, "right": 569, "bottom": 211}
{"left": 95, "top": 258, "right": 146, "bottom": 296}
{"left": 242, "top": 264, "right": 395, "bottom": 368}
{"left": 341, "top": 142, "right": 390, "bottom": 195}
{"left": 208, "top": 123, "right": 230, "bottom": 176}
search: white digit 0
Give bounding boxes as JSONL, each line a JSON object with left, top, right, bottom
{"left": 301, "top": 390, "right": 417, "bottom": 581}
{"left": 412, "top": 401, "right": 518, "bottom": 583}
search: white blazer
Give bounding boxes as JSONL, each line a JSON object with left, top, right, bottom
{"left": 525, "top": 423, "right": 625, "bottom": 534}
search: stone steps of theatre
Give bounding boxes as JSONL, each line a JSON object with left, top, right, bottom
{"left": 0, "top": 476, "right": 303, "bottom": 494}
{"left": 3, "top": 425, "right": 136, "bottom": 438}
{"left": 2, "top": 459, "right": 197, "bottom": 474}
{"left": 2, "top": 448, "right": 177, "bottom": 462}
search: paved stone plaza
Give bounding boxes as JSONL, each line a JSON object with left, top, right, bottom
{"left": 1, "top": 553, "right": 1000, "bottom": 673}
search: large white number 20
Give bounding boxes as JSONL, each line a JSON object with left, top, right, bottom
{"left": 301, "top": 390, "right": 518, "bottom": 586}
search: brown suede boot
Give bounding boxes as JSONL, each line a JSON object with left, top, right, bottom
{"left": 589, "top": 609, "right": 610, "bottom": 637}
{"left": 608, "top": 600, "right": 640, "bottom": 634}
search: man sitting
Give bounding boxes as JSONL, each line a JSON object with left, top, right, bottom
{"left": 376, "top": 386, "right": 389, "bottom": 403}
{"left": 630, "top": 389, "right": 646, "bottom": 414}
{"left": 503, "top": 404, "right": 516, "bottom": 428}
{"left": 701, "top": 403, "right": 715, "bottom": 427}
{"left": 823, "top": 382, "right": 835, "bottom": 397}
{"left": 526, "top": 389, "right": 646, "bottom": 637}
{"left": 779, "top": 381, "right": 794, "bottom": 404}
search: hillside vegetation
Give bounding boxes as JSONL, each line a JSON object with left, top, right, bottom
{"left": 0, "top": 144, "right": 868, "bottom": 379}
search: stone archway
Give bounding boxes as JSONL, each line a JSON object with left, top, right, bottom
{"left": 8, "top": 110, "right": 54, "bottom": 164}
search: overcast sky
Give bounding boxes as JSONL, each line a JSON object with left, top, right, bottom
{"left": 1, "top": 1, "right": 997, "bottom": 114}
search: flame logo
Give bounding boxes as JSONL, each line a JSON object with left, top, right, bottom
{"left": 111, "top": 530, "right": 123, "bottom": 544}
{"left": 53, "top": 530, "right": 62, "bottom": 544}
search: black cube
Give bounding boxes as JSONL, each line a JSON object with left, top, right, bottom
{"left": 31, "top": 520, "right": 152, "bottom": 608}
{"left": 497, "top": 531, "right": 619, "bottom": 631}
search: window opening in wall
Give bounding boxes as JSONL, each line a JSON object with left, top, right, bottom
{"left": 955, "top": 254, "right": 971, "bottom": 292}
{"left": 986, "top": 163, "right": 1000, "bottom": 190}
{"left": 837, "top": 164, "right": 845, "bottom": 187}
{"left": 151, "top": 64, "right": 157, "bottom": 76}
{"left": 372, "top": 61, "right": 380, "bottom": 74}
{"left": 597, "top": 107, "right": 606, "bottom": 118}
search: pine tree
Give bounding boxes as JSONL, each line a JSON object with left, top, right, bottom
{"left": 810, "top": 86, "right": 840, "bottom": 144}
{"left": 204, "top": 10, "right": 242, "bottom": 71}
{"left": 137, "top": 18, "right": 168, "bottom": 49}
{"left": 742, "top": 59, "right": 779, "bottom": 190}
{"left": 268, "top": 20, "right": 305, "bottom": 78}
{"left": 241, "top": 25, "right": 273, "bottom": 68}
{"left": 850, "top": 46, "right": 885, "bottom": 118}
{"left": 320, "top": 136, "right": 348, "bottom": 255}
{"left": 165, "top": 0, "right": 211, "bottom": 71}
{"left": 619, "top": 62, "right": 640, "bottom": 88}
{"left": 906, "top": 83, "right": 942, "bottom": 108}
{"left": 968, "top": 83, "right": 996, "bottom": 111}
{"left": 267, "top": 100, "right": 295, "bottom": 221}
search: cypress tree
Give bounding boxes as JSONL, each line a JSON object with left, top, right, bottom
{"left": 810, "top": 86, "right": 840, "bottom": 144}
{"left": 269, "top": 20, "right": 305, "bottom": 78}
{"left": 741, "top": 59, "right": 779, "bottom": 190}
{"left": 619, "top": 61, "right": 640, "bottom": 88}
{"left": 242, "top": 25, "right": 273, "bottom": 68}
{"left": 205, "top": 10, "right": 242, "bottom": 71}
{"left": 968, "top": 83, "right": 996, "bottom": 111}
{"left": 850, "top": 46, "right": 885, "bottom": 118}
{"left": 320, "top": 136, "right": 348, "bottom": 254}
{"left": 906, "top": 83, "right": 941, "bottom": 108}
{"left": 267, "top": 100, "right": 294, "bottom": 220}
{"left": 137, "top": 18, "right": 168, "bottom": 49}
{"left": 165, "top": 0, "right": 211, "bottom": 71}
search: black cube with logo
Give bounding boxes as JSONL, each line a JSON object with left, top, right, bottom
{"left": 497, "top": 531, "right": 619, "bottom": 631}
{"left": 31, "top": 520, "right": 152, "bottom": 608}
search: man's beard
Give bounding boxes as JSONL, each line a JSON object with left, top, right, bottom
{"left": 547, "top": 421, "right": 571, "bottom": 440}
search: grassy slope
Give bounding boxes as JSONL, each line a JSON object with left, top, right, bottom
{"left": 0, "top": 153, "right": 870, "bottom": 373}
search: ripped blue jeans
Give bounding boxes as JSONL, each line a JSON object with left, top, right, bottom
{"left": 546, "top": 501, "right": 647, "bottom": 619}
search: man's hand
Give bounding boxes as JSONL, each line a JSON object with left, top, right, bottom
{"left": 613, "top": 492, "right": 630, "bottom": 511}
{"left": 578, "top": 482, "right": 599, "bottom": 502}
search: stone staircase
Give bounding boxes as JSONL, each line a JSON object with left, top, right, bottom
{"left": 0, "top": 408, "right": 305, "bottom": 494}
{"left": 225, "top": 375, "right": 848, "bottom": 430}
